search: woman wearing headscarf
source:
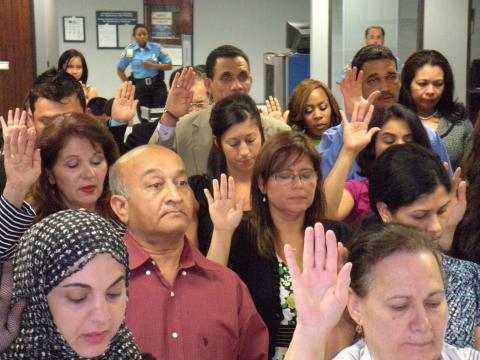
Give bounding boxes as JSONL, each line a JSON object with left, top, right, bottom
{"left": 2, "top": 209, "right": 146, "bottom": 359}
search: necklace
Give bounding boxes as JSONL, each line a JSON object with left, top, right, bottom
{"left": 418, "top": 110, "right": 439, "bottom": 121}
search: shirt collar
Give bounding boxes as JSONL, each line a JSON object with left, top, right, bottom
{"left": 124, "top": 232, "right": 205, "bottom": 271}
{"left": 132, "top": 42, "right": 152, "bottom": 51}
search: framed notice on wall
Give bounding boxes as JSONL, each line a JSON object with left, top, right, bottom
{"left": 63, "top": 16, "right": 85, "bottom": 42}
{"left": 144, "top": 0, "right": 193, "bottom": 66}
{"left": 96, "top": 11, "right": 138, "bottom": 49}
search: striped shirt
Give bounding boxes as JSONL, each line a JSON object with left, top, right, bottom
{"left": 0, "top": 195, "right": 126, "bottom": 260}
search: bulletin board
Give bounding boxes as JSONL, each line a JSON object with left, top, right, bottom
{"left": 144, "top": 0, "right": 193, "bottom": 66}
{"left": 63, "top": 16, "right": 85, "bottom": 42}
{"left": 96, "top": 11, "right": 138, "bottom": 49}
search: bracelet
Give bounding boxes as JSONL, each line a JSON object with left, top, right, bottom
{"left": 164, "top": 109, "right": 179, "bottom": 122}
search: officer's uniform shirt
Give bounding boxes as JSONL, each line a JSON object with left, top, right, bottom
{"left": 117, "top": 41, "right": 172, "bottom": 79}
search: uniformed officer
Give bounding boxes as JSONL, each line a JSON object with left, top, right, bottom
{"left": 117, "top": 24, "right": 172, "bottom": 122}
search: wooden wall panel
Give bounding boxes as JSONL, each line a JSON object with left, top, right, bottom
{"left": 0, "top": 0, "right": 35, "bottom": 117}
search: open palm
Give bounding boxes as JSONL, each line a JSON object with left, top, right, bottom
{"left": 341, "top": 103, "right": 379, "bottom": 155}
{"left": 205, "top": 174, "right": 243, "bottom": 233}
{"left": 284, "top": 223, "right": 352, "bottom": 330}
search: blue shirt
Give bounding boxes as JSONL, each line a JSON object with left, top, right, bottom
{"left": 116, "top": 41, "right": 171, "bottom": 79}
{"left": 317, "top": 122, "right": 453, "bottom": 180}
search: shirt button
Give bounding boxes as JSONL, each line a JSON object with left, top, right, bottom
{"left": 172, "top": 332, "right": 178, "bottom": 338}
{"left": 181, "top": 270, "right": 187, "bottom": 276}
{"left": 145, "top": 270, "right": 151, "bottom": 276}
{"left": 170, "top": 291, "right": 175, "bottom": 297}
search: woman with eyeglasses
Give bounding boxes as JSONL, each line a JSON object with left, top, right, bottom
{"left": 204, "top": 130, "right": 352, "bottom": 359}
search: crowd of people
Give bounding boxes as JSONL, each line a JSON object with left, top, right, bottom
{"left": 0, "top": 22, "right": 479, "bottom": 360}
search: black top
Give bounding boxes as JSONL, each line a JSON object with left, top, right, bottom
{"left": 123, "top": 120, "right": 158, "bottom": 154}
{"left": 189, "top": 174, "right": 252, "bottom": 255}
{"left": 107, "top": 122, "right": 128, "bottom": 154}
{"left": 189, "top": 174, "right": 352, "bottom": 356}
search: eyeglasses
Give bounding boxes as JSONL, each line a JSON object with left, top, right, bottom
{"left": 272, "top": 170, "right": 318, "bottom": 186}
{"left": 189, "top": 100, "right": 209, "bottom": 112}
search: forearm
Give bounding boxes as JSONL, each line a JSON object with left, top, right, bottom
{"left": 159, "top": 110, "right": 178, "bottom": 127}
{"left": 3, "top": 181, "right": 30, "bottom": 209}
{"left": 0, "top": 195, "right": 35, "bottom": 260}
{"left": 117, "top": 68, "right": 128, "bottom": 82}
{"left": 206, "top": 229, "right": 234, "bottom": 266}
{"left": 324, "top": 148, "right": 357, "bottom": 219}
{"left": 149, "top": 63, "right": 172, "bottom": 71}
{"left": 285, "top": 325, "right": 328, "bottom": 360}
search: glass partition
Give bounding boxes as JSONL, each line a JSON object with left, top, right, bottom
{"left": 330, "top": 0, "right": 423, "bottom": 107}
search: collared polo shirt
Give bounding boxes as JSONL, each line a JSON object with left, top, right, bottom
{"left": 124, "top": 232, "right": 269, "bottom": 360}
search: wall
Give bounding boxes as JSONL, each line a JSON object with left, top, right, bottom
{"left": 54, "top": 0, "right": 144, "bottom": 99}
{"left": 470, "top": 0, "right": 480, "bottom": 68}
{"left": 34, "top": 0, "right": 59, "bottom": 75}
{"left": 328, "top": 0, "right": 400, "bottom": 107}
{"left": 397, "top": 0, "right": 420, "bottom": 63}
{"left": 34, "top": 0, "right": 309, "bottom": 103}
{"left": 193, "top": 0, "right": 310, "bottom": 102}
{"left": 424, "top": 0, "right": 469, "bottom": 103}
{"left": 310, "top": 0, "right": 329, "bottom": 84}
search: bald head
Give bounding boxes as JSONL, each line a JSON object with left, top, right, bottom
{"left": 109, "top": 145, "right": 184, "bottom": 197}
{"left": 109, "top": 145, "right": 192, "bottom": 240}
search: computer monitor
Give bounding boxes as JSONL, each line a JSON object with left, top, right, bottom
{"left": 286, "top": 21, "right": 310, "bottom": 54}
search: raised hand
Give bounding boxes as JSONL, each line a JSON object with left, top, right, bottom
{"left": 161, "top": 67, "right": 195, "bottom": 126}
{"left": 1, "top": 110, "right": 41, "bottom": 208}
{"left": 205, "top": 174, "right": 243, "bottom": 233}
{"left": 340, "top": 67, "right": 380, "bottom": 117}
{"left": 284, "top": 223, "right": 351, "bottom": 330}
{"left": 0, "top": 261, "right": 26, "bottom": 352}
{"left": 341, "top": 102, "right": 379, "bottom": 155}
{"left": 263, "top": 96, "right": 288, "bottom": 123}
{"left": 439, "top": 167, "right": 467, "bottom": 251}
{"left": 111, "top": 81, "right": 138, "bottom": 123}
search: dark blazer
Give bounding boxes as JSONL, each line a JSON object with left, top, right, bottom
{"left": 123, "top": 120, "right": 158, "bottom": 154}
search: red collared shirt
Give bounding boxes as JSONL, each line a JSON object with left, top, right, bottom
{"left": 124, "top": 232, "right": 269, "bottom": 360}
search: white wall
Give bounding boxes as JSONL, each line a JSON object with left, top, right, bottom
{"left": 424, "top": 0, "right": 469, "bottom": 103}
{"left": 53, "top": 0, "right": 144, "bottom": 99}
{"left": 193, "top": 0, "right": 310, "bottom": 102}
{"left": 327, "top": 0, "right": 400, "bottom": 107}
{"left": 471, "top": 0, "right": 480, "bottom": 61}
{"left": 310, "top": 0, "right": 329, "bottom": 84}
{"left": 34, "top": 0, "right": 309, "bottom": 103}
{"left": 34, "top": 0, "right": 59, "bottom": 75}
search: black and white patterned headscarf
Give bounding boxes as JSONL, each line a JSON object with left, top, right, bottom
{"left": 2, "top": 209, "right": 142, "bottom": 359}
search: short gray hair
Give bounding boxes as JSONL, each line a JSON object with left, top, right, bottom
{"left": 109, "top": 160, "right": 129, "bottom": 197}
